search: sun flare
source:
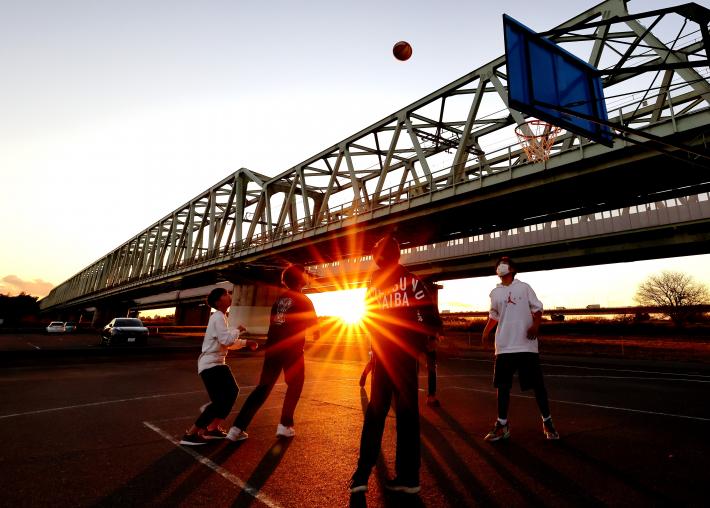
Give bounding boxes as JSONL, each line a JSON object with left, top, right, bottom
{"left": 308, "top": 288, "right": 367, "bottom": 325}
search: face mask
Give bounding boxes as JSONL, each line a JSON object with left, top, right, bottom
{"left": 496, "top": 263, "right": 510, "bottom": 277}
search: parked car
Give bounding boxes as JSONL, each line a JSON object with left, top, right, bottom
{"left": 100, "top": 318, "right": 149, "bottom": 346}
{"left": 64, "top": 321, "right": 78, "bottom": 333}
{"left": 46, "top": 321, "right": 65, "bottom": 334}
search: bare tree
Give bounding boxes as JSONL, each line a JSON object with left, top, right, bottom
{"left": 634, "top": 271, "right": 709, "bottom": 325}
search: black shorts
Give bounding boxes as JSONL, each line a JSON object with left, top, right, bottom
{"left": 493, "top": 352, "right": 544, "bottom": 391}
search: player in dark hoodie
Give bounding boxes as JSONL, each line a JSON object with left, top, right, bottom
{"left": 226, "top": 264, "right": 318, "bottom": 441}
{"left": 349, "top": 235, "right": 442, "bottom": 495}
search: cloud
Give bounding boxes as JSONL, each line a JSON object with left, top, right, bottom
{"left": 1, "top": 275, "right": 54, "bottom": 298}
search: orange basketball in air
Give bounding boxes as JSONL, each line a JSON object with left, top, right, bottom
{"left": 393, "top": 41, "right": 413, "bottom": 61}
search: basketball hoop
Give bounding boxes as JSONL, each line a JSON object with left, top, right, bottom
{"left": 515, "top": 119, "right": 561, "bottom": 162}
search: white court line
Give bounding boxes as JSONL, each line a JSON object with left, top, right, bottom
{"left": 451, "top": 386, "right": 710, "bottom": 422}
{"left": 143, "top": 421, "right": 283, "bottom": 508}
{"left": 541, "top": 363, "right": 710, "bottom": 379}
{"left": 425, "top": 372, "right": 708, "bottom": 383}
{"left": 26, "top": 342, "right": 40, "bottom": 350}
{"left": 0, "top": 378, "right": 337, "bottom": 422}
{"left": 424, "top": 374, "right": 490, "bottom": 379}
{"left": 0, "top": 390, "right": 204, "bottom": 420}
{"left": 151, "top": 404, "right": 286, "bottom": 425}
{"left": 451, "top": 357, "right": 710, "bottom": 379}
{"left": 2, "top": 366, "right": 702, "bottom": 423}
{"left": 545, "top": 374, "right": 710, "bottom": 383}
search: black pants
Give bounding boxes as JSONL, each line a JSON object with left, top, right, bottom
{"left": 494, "top": 353, "right": 551, "bottom": 419}
{"left": 195, "top": 365, "right": 239, "bottom": 429}
{"left": 357, "top": 353, "right": 420, "bottom": 483}
{"left": 233, "top": 350, "right": 305, "bottom": 430}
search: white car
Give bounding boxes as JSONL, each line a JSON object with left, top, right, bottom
{"left": 46, "top": 321, "right": 65, "bottom": 334}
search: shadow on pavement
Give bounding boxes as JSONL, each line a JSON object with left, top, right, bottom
{"left": 419, "top": 414, "right": 496, "bottom": 507}
{"left": 160, "top": 443, "right": 244, "bottom": 505}
{"left": 230, "top": 438, "right": 293, "bottom": 507}
{"left": 355, "top": 387, "right": 427, "bottom": 508}
{"left": 435, "top": 399, "right": 680, "bottom": 505}
{"left": 551, "top": 439, "right": 674, "bottom": 505}
{"left": 432, "top": 407, "right": 553, "bottom": 506}
{"left": 93, "top": 442, "right": 242, "bottom": 506}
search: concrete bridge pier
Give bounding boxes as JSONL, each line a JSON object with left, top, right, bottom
{"left": 91, "top": 305, "right": 130, "bottom": 329}
{"left": 174, "top": 303, "right": 211, "bottom": 326}
{"left": 68, "top": 310, "right": 92, "bottom": 324}
{"left": 229, "top": 283, "right": 282, "bottom": 336}
{"left": 431, "top": 282, "right": 442, "bottom": 305}
{"left": 421, "top": 280, "right": 442, "bottom": 310}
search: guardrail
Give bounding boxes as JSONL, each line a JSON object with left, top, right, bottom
{"left": 447, "top": 305, "right": 710, "bottom": 318}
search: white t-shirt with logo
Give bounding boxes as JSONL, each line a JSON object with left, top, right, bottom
{"left": 488, "top": 278, "right": 543, "bottom": 355}
{"left": 197, "top": 310, "right": 245, "bottom": 373}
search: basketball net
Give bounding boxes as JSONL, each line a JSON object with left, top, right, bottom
{"left": 515, "top": 119, "right": 561, "bottom": 162}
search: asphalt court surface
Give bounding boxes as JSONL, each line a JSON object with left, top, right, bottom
{"left": 2, "top": 337, "right": 710, "bottom": 507}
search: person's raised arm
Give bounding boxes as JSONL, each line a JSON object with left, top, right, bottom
{"left": 215, "top": 316, "right": 246, "bottom": 347}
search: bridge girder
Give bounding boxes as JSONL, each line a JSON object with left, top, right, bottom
{"left": 41, "top": 0, "right": 710, "bottom": 312}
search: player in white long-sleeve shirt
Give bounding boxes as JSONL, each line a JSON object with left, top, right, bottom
{"left": 180, "top": 287, "right": 258, "bottom": 446}
{"left": 481, "top": 256, "right": 559, "bottom": 442}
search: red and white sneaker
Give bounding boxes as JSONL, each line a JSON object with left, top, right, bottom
{"left": 484, "top": 421, "right": 510, "bottom": 442}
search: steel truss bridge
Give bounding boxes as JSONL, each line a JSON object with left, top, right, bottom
{"left": 41, "top": 0, "right": 710, "bottom": 313}
{"left": 307, "top": 190, "right": 710, "bottom": 287}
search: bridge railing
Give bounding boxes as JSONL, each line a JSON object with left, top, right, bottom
{"left": 40, "top": 1, "right": 710, "bottom": 310}
{"left": 304, "top": 191, "right": 710, "bottom": 280}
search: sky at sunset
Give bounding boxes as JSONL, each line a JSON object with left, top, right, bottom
{"left": 1, "top": 0, "right": 709, "bottom": 315}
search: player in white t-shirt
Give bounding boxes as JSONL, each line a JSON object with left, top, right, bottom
{"left": 179, "top": 288, "right": 258, "bottom": 446}
{"left": 481, "top": 256, "right": 559, "bottom": 441}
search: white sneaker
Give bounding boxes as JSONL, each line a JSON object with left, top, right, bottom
{"left": 226, "top": 426, "right": 248, "bottom": 442}
{"left": 276, "top": 423, "right": 295, "bottom": 437}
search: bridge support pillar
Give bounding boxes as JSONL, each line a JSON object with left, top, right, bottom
{"left": 424, "top": 280, "right": 442, "bottom": 308}
{"left": 91, "top": 305, "right": 130, "bottom": 329}
{"left": 174, "top": 303, "right": 211, "bottom": 326}
{"left": 229, "top": 283, "right": 281, "bottom": 335}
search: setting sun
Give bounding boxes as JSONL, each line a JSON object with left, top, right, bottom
{"left": 308, "top": 288, "right": 367, "bottom": 325}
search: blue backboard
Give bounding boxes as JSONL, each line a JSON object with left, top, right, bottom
{"left": 504, "top": 14, "right": 614, "bottom": 147}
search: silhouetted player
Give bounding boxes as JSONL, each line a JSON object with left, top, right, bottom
{"left": 350, "top": 236, "right": 442, "bottom": 495}
{"left": 227, "top": 264, "right": 318, "bottom": 441}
